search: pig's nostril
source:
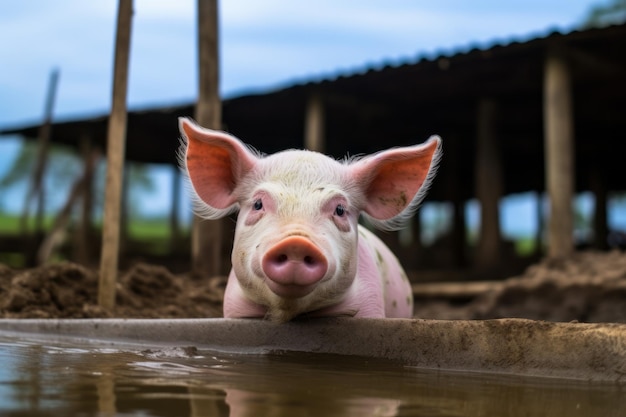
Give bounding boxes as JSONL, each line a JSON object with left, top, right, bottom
{"left": 273, "top": 254, "right": 317, "bottom": 266}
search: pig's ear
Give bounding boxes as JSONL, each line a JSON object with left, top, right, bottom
{"left": 178, "top": 117, "right": 258, "bottom": 219}
{"left": 350, "top": 136, "right": 442, "bottom": 231}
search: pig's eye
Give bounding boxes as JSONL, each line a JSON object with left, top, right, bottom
{"left": 334, "top": 204, "right": 346, "bottom": 217}
{"left": 253, "top": 199, "right": 263, "bottom": 211}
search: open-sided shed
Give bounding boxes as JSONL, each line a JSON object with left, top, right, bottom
{"left": 2, "top": 23, "right": 625, "bottom": 271}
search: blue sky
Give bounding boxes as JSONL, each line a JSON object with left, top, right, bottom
{"left": 1, "top": 0, "right": 623, "bottom": 238}
{"left": 0, "top": 0, "right": 606, "bottom": 126}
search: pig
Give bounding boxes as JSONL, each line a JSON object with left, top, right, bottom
{"left": 179, "top": 117, "right": 441, "bottom": 322}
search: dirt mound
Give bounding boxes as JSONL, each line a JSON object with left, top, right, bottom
{"left": 0, "top": 262, "right": 224, "bottom": 319}
{"left": 1, "top": 250, "right": 625, "bottom": 322}
{"left": 473, "top": 250, "right": 626, "bottom": 323}
{"left": 413, "top": 250, "right": 626, "bottom": 323}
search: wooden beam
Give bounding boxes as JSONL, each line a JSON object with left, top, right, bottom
{"left": 474, "top": 98, "right": 502, "bottom": 269}
{"left": 543, "top": 50, "right": 575, "bottom": 258}
{"left": 99, "top": 0, "right": 133, "bottom": 310}
{"left": 191, "top": 0, "right": 223, "bottom": 277}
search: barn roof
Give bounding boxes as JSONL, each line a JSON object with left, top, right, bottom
{"left": 2, "top": 23, "right": 625, "bottom": 201}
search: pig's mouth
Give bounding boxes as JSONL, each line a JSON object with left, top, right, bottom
{"left": 265, "top": 280, "right": 317, "bottom": 299}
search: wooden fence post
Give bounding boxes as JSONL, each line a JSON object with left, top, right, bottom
{"left": 304, "top": 93, "right": 325, "bottom": 152}
{"left": 99, "top": 0, "right": 133, "bottom": 310}
{"left": 474, "top": 98, "right": 503, "bottom": 270}
{"left": 191, "top": 0, "right": 223, "bottom": 277}
{"left": 74, "top": 135, "right": 97, "bottom": 265}
{"left": 544, "top": 49, "right": 575, "bottom": 258}
{"left": 21, "top": 68, "right": 59, "bottom": 265}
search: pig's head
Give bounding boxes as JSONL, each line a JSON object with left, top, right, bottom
{"left": 179, "top": 118, "right": 441, "bottom": 321}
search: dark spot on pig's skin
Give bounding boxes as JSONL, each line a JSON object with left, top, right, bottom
{"left": 399, "top": 191, "right": 407, "bottom": 206}
{"left": 376, "top": 249, "right": 384, "bottom": 266}
{"left": 392, "top": 300, "right": 397, "bottom": 309}
{"left": 406, "top": 295, "right": 412, "bottom": 306}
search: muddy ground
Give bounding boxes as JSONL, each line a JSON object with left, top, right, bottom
{"left": 1, "top": 250, "right": 625, "bottom": 322}
{"left": 412, "top": 250, "right": 626, "bottom": 323}
{"left": 0, "top": 262, "right": 225, "bottom": 319}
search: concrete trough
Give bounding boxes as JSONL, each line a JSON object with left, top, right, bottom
{"left": 0, "top": 318, "right": 625, "bottom": 382}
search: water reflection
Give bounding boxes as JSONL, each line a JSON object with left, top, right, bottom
{"left": 0, "top": 336, "right": 624, "bottom": 417}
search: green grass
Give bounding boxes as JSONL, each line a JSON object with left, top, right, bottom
{"left": 0, "top": 212, "right": 185, "bottom": 238}
{"left": 127, "top": 217, "right": 172, "bottom": 240}
{"left": 0, "top": 212, "right": 18, "bottom": 233}
{"left": 3, "top": 211, "right": 539, "bottom": 261}
{"left": 0, "top": 212, "right": 55, "bottom": 234}
{"left": 126, "top": 217, "right": 190, "bottom": 255}
{"left": 514, "top": 236, "right": 539, "bottom": 257}
{"left": 0, "top": 212, "right": 192, "bottom": 265}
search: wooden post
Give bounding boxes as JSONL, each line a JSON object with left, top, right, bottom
{"left": 21, "top": 68, "right": 60, "bottom": 265}
{"left": 474, "top": 98, "right": 502, "bottom": 269}
{"left": 38, "top": 149, "right": 99, "bottom": 264}
{"left": 446, "top": 135, "right": 467, "bottom": 268}
{"left": 534, "top": 192, "right": 545, "bottom": 256}
{"left": 98, "top": 0, "right": 133, "bottom": 310}
{"left": 120, "top": 161, "right": 130, "bottom": 248}
{"left": 191, "top": 0, "right": 223, "bottom": 277}
{"left": 451, "top": 195, "right": 467, "bottom": 268}
{"left": 169, "top": 166, "right": 181, "bottom": 251}
{"left": 590, "top": 168, "right": 608, "bottom": 250}
{"left": 74, "top": 135, "right": 97, "bottom": 265}
{"left": 544, "top": 50, "right": 575, "bottom": 258}
{"left": 411, "top": 214, "right": 422, "bottom": 251}
{"left": 34, "top": 69, "right": 60, "bottom": 235}
{"left": 304, "top": 93, "right": 325, "bottom": 152}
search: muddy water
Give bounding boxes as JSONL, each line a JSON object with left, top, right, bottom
{"left": 0, "top": 335, "right": 624, "bottom": 417}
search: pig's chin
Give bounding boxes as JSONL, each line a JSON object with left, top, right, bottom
{"left": 265, "top": 280, "right": 317, "bottom": 299}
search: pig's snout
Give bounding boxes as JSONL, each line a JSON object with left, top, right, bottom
{"left": 262, "top": 236, "right": 328, "bottom": 298}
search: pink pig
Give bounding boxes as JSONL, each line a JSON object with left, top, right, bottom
{"left": 179, "top": 118, "right": 441, "bottom": 322}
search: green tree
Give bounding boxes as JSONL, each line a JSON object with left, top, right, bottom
{"left": 0, "top": 139, "right": 156, "bottom": 220}
{"left": 0, "top": 140, "right": 81, "bottom": 216}
{"left": 582, "top": 0, "right": 626, "bottom": 28}
{"left": 0, "top": 141, "right": 79, "bottom": 190}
